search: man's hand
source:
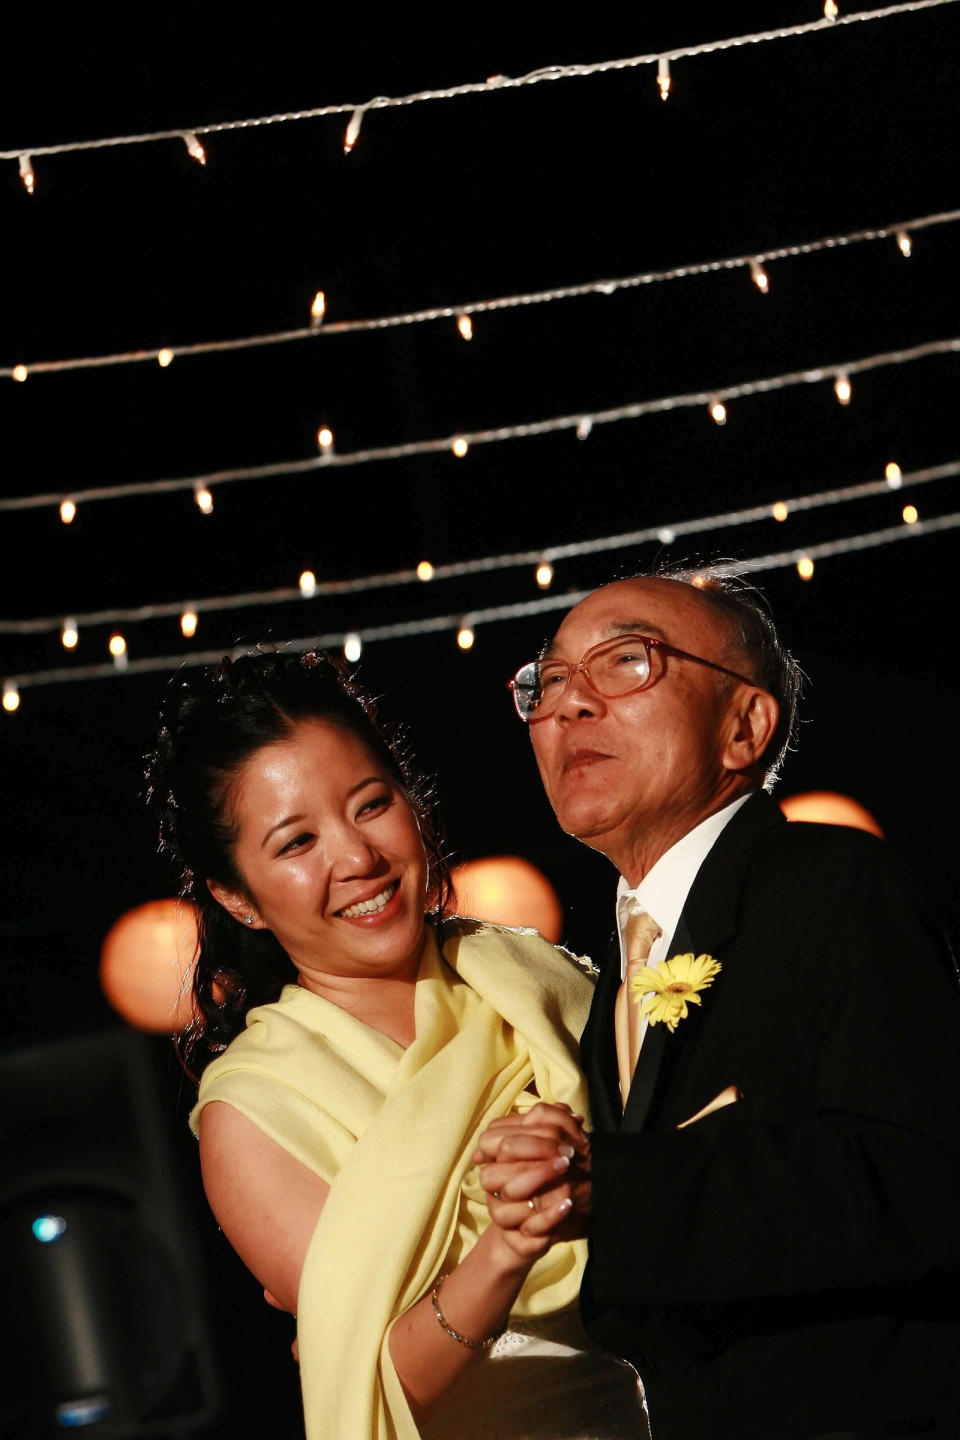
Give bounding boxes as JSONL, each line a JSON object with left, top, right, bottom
{"left": 473, "top": 1102, "right": 592, "bottom": 1244}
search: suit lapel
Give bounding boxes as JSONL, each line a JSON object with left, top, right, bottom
{"left": 580, "top": 933, "right": 623, "bottom": 1131}
{"left": 681, "top": 790, "right": 785, "bottom": 954}
{"left": 606, "top": 793, "right": 789, "bottom": 1134}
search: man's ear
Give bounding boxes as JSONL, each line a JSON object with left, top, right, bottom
{"left": 207, "top": 877, "right": 263, "bottom": 929}
{"left": 721, "top": 688, "right": 779, "bottom": 775}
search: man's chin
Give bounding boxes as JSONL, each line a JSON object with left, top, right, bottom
{"left": 555, "top": 805, "right": 621, "bottom": 853}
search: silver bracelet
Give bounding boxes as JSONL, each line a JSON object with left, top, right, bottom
{"left": 430, "top": 1273, "right": 505, "bottom": 1351}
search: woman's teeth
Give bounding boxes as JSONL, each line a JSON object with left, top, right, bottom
{"left": 340, "top": 882, "right": 397, "bottom": 918}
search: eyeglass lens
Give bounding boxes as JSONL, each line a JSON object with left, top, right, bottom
{"left": 513, "top": 639, "right": 653, "bottom": 718}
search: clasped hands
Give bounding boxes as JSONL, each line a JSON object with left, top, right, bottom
{"left": 472, "top": 1101, "right": 591, "bottom": 1259}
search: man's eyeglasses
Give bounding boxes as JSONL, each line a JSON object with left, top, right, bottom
{"left": 507, "top": 633, "right": 756, "bottom": 723}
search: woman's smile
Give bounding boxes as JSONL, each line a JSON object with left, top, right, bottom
{"left": 337, "top": 878, "right": 401, "bottom": 920}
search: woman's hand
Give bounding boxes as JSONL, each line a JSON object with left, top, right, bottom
{"left": 474, "top": 1101, "right": 587, "bottom": 1163}
{"left": 473, "top": 1102, "right": 592, "bottom": 1245}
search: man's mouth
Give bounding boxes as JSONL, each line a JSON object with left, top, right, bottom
{"left": 562, "top": 749, "right": 610, "bottom": 773}
{"left": 338, "top": 880, "right": 399, "bottom": 919}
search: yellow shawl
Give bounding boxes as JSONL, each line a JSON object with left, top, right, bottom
{"left": 190, "top": 919, "right": 596, "bottom": 1440}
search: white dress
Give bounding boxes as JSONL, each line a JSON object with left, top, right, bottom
{"left": 421, "top": 1304, "right": 651, "bottom": 1440}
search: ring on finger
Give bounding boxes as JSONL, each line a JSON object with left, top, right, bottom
{"left": 528, "top": 1198, "right": 536, "bottom": 1212}
{"left": 491, "top": 1190, "right": 501, "bottom": 1200}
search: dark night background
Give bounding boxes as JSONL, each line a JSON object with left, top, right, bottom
{"left": 1, "top": 6, "right": 959, "bottom": 1436}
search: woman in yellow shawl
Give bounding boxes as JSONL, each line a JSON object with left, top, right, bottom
{"left": 145, "top": 647, "right": 647, "bottom": 1439}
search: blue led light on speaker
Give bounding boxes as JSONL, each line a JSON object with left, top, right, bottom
{"left": 55, "top": 1397, "right": 112, "bottom": 1428}
{"left": 31, "top": 1215, "right": 67, "bottom": 1243}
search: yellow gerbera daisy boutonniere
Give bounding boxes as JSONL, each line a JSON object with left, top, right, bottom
{"left": 630, "top": 952, "right": 722, "bottom": 1032}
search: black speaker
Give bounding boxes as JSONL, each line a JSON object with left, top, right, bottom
{"left": 0, "top": 1025, "right": 220, "bottom": 1438}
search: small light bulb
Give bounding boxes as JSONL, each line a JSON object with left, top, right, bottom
{"left": 576, "top": 417, "right": 593, "bottom": 441}
{"left": 109, "top": 633, "right": 127, "bottom": 658}
{"left": 896, "top": 229, "right": 912, "bottom": 258}
{"left": 184, "top": 132, "right": 206, "bottom": 165}
{"left": 344, "top": 107, "right": 364, "bottom": 154}
{"left": 158, "top": 348, "right": 174, "bottom": 368}
{"left": 535, "top": 561, "right": 554, "bottom": 589}
{"left": 657, "top": 527, "right": 675, "bottom": 545}
{"left": 452, "top": 437, "right": 469, "bottom": 458}
{"left": 317, "top": 426, "right": 334, "bottom": 453}
{"left": 797, "top": 557, "right": 815, "bottom": 580}
{"left": 194, "top": 485, "right": 214, "bottom": 514}
{"left": 12, "top": 364, "right": 28, "bottom": 383}
{"left": 772, "top": 501, "right": 789, "bottom": 522}
{"left": 61, "top": 619, "right": 78, "bottom": 649}
{"left": 457, "top": 622, "right": 475, "bottom": 651}
{"left": 417, "top": 560, "right": 434, "bottom": 581}
{"left": 750, "top": 258, "right": 769, "bottom": 293}
{"left": 180, "top": 610, "right": 198, "bottom": 638}
{"left": 310, "top": 291, "right": 326, "bottom": 327}
{"left": 299, "top": 570, "right": 317, "bottom": 597}
{"left": 60, "top": 499, "right": 76, "bottom": 525}
{"left": 457, "top": 314, "right": 473, "bottom": 342}
{"left": 3, "top": 681, "right": 20, "bottom": 713}
{"left": 657, "top": 56, "right": 671, "bottom": 101}
{"left": 344, "top": 632, "right": 362, "bottom": 662}
{"left": 885, "top": 462, "right": 903, "bottom": 488}
{"left": 19, "top": 154, "right": 35, "bottom": 194}
{"left": 710, "top": 401, "right": 727, "bottom": 426}
{"left": 824, "top": 0, "right": 838, "bottom": 19}
{"left": 834, "top": 373, "right": 852, "bottom": 405}
{"left": 902, "top": 504, "right": 918, "bottom": 525}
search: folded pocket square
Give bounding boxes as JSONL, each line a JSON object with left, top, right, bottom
{"left": 676, "top": 1084, "right": 741, "bottom": 1129}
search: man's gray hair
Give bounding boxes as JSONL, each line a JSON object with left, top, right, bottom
{"left": 642, "top": 559, "right": 804, "bottom": 789}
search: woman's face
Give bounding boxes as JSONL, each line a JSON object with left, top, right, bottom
{"left": 215, "top": 719, "right": 429, "bottom": 985}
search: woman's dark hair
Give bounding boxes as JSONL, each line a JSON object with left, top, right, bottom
{"left": 144, "top": 646, "right": 451, "bottom": 1080}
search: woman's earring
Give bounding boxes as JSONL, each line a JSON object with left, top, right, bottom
{"left": 245, "top": 915, "right": 254, "bottom": 925}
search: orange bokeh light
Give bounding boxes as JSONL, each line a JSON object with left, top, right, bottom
{"left": 100, "top": 898, "right": 199, "bottom": 1033}
{"left": 450, "top": 856, "right": 564, "bottom": 942}
{"left": 779, "top": 791, "right": 883, "bottom": 838}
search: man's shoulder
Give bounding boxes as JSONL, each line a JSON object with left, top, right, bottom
{"left": 761, "top": 812, "right": 887, "bottom": 865}
{"left": 723, "top": 790, "right": 893, "bottom": 875}
{"left": 701, "top": 791, "right": 931, "bottom": 933}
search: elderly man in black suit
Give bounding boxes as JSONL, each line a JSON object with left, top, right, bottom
{"left": 477, "top": 567, "right": 960, "bottom": 1440}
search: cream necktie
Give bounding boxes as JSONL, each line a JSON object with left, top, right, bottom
{"left": 614, "top": 908, "right": 663, "bottom": 1107}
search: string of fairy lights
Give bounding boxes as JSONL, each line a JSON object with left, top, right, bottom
{"left": 2, "top": 459, "right": 953, "bottom": 641}
{"left": 3, "top": 1, "right": 958, "bottom": 712}
{"left": 3, "top": 2, "right": 951, "bottom": 186}
{"left": 3, "top": 507, "right": 958, "bottom": 710}
{"left": 3, "top": 203, "right": 956, "bottom": 383}
{"left": 2, "top": 454, "right": 955, "bottom": 707}
{"left": 2, "top": 336, "right": 957, "bottom": 517}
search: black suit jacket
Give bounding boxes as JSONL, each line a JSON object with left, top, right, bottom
{"left": 579, "top": 792, "right": 960, "bottom": 1440}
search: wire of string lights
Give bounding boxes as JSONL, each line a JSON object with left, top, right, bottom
{"left": 1, "top": 460, "right": 954, "bottom": 638}
{"left": 2, "top": 4, "right": 952, "bottom": 176}
{"left": 3, "top": 509, "right": 958, "bottom": 705}
{"left": 3, "top": 205, "right": 956, "bottom": 380}
{"left": 2, "top": 337, "right": 957, "bottom": 516}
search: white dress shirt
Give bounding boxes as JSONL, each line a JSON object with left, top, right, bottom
{"left": 615, "top": 793, "right": 754, "bottom": 1052}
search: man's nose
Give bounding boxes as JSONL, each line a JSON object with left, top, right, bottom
{"left": 553, "top": 666, "right": 605, "bottom": 721}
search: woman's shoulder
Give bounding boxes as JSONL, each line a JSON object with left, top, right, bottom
{"left": 192, "top": 985, "right": 344, "bottom": 1106}
{"left": 440, "top": 915, "right": 599, "bottom": 980}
